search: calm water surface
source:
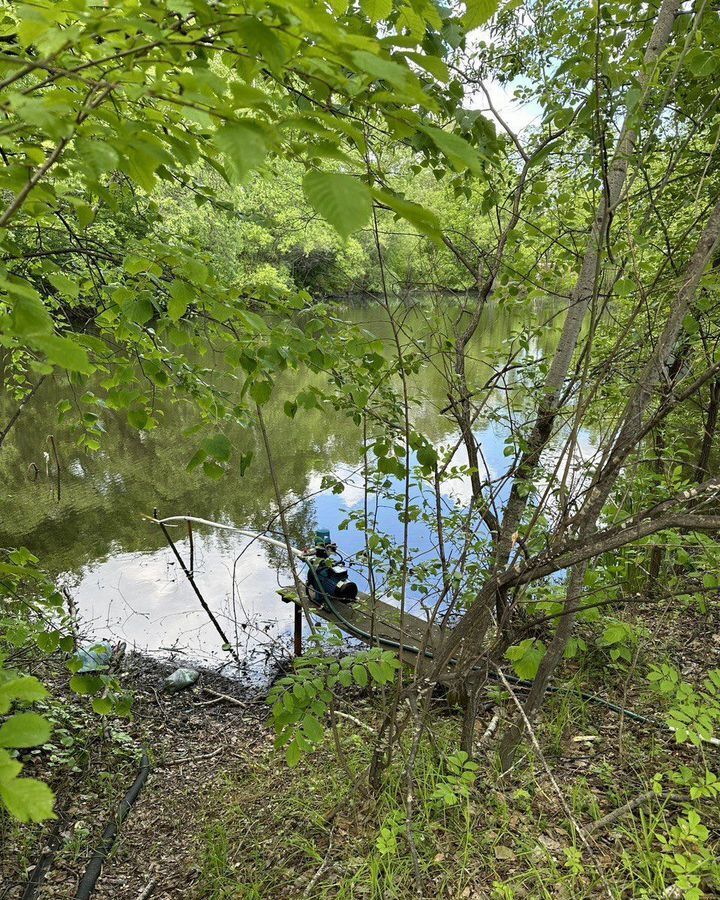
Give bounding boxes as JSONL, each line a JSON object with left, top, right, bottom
{"left": 0, "top": 300, "right": 569, "bottom": 682}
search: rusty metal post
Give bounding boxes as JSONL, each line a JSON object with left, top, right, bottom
{"left": 294, "top": 602, "right": 302, "bottom": 657}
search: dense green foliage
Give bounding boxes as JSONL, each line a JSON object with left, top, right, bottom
{"left": 1, "top": 0, "right": 720, "bottom": 895}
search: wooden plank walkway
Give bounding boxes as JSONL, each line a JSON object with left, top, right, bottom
{"left": 278, "top": 587, "right": 443, "bottom": 664}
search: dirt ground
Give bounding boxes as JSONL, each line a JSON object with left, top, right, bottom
{"left": 2, "top": 603, "right": 719, "bottom": 900}
{"left": 1, "top": 654, "right": 273, "bottom": 900}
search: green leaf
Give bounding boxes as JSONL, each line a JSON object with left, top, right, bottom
{"left": 249, "top": 379, "right": 273, "bottom": 405}
{"left": 75, "top": 138, "right": 120, "bottom": 177}
{"left": 682, "top": 314, "right": 699, "bottom": 335}
{"left": 213, "top": 122, "right": 268, "bottom": 184}
{"left": 302, "top": 714, "right": 324, "bottom": 743}
{"left": 686, "top": 49, "right": 719, "bottom": 78}
{"left": 0, "top": 675, "right": 47, "bottom": 714}
{"left": 202, "top": 460, "right": 224, "bottom": 479}
{"left": 462, "top": 0, "right": 500, "bottom": 31}
{"left": 351, "top": 51, "right": 413, "bottom": 91}
{"left": 286, "top": 738, "right": 302, "bottom": 768}
{"left": 168, "top": 279, "right": 194, "bottom": 321}
{"left": 237, "top": 18, "right": 288, "bottom": 70}
{"left": 31, "top": 334, "right": 91, "bottom": 373}
{"left": 360, "top": 0, "right": 392, "bottom": 23}
{"left": 48, "top": 273, "right": 80, "bottom": 299}
{"left": 8, "top": 292, "right": 53, "bottom": 336}
{"left": 0, "top": 772, "right": 55, "bottom": 823}
{"left": 0, "top": 712, "right": 52, "bottom": 748}
{"left": 352, "top": 664, "right": 368, "bottom": 687}
{"left": 127, "top": 408, "right": 149, "bottom": 430}
{"left": 69, "top": 674, "right": 104, "bottom": 696}
{"left": 420, "top": 125, "right": 484, "bottom": 174}
{"left": 302, "top": 172, "right": 372, "bottom": 240}
{"left": 505, "top": 639, "right": 546, "bottom": 681}
{"left": 368, "top": 659, "right": 391, "bottom": 684}
{"left": 204, "top": 434, "right": 231, "bottom": 462}
{"left": 372, "top": 189, "right": 442, "bottom": 241}
{"left": 91, "top": 697, "right": 113, "bottom": 715}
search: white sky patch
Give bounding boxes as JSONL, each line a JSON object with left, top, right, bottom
{"left": 469, "top": 77, "right": 542, "bottom": 136}
{"left": 463, "top": 28, "right": 543, "bottom": 137}
{"left": 306, "top": 463, "right": 367, "bottom": 508}
{"left": 434, "top": 438, "right": 497, "bottom": 507}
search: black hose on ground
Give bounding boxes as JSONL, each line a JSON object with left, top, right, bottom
{"left": 20, "top": 815, "right": 65, "bottom": 900}
{"left": 74, "top": 751, "right": 151, "bottom": 900}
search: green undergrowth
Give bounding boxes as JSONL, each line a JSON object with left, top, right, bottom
{"left": 0, "top": 657, "right": 142, "bottom": 890}
{"left": 189, "top": 691, "right": 719, "bottom": 900}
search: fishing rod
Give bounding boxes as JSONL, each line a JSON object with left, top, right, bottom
{"left": 149, "top": 515, "right": 663, "bottom": 727}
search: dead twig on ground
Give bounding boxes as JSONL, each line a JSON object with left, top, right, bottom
{"left": 496, "top": 668, "right": 613, "bottom": 899}
{"left": 160, "top": 746, "right": 224, "bottom": 767}
{"left": 200, "top": 686, "right": 248, "bottom": 706}
{"left": 302, "top": 828, "right": 335, "bottom": 898}
{"left": 586, "top": 790, "right": 657, "bottom": 835}
{"left": 135, "top": 878, "right": 156, "bottom": 900}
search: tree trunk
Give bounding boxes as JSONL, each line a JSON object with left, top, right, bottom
{"left": 497, "top": 194, "right": 720, "bottom": 768}
{"left": 694, "top": 375, "right": 720, "bottom": 481}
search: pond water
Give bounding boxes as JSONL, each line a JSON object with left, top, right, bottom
{"left": 0, "top": 299, "right": 569, "bottom": 683}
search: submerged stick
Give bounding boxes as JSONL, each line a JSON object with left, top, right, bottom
{"left": 153, "top": 511, "right": 241, "bottom": 668}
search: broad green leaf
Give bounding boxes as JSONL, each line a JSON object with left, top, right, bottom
{"left": 249, "top": 379, "right": 273, "bottom": 405}
{"left": 32, "top": 334, "right": 91, "bottom": 373}
{"left": 351, "top": 51, "right": 413, "bottom": 92}
{"left": 8, "top": 292, "right": 52, "bottom": 336}
{"left": 48, "top": 273, "right": 80, "bottom": 299}
{"left": 91, "top": 697, "right": 114, "bottom": 715}
{"left": 463, "top": 0, "right": 500, "bottom": 31}
{"left": 0, "top": 772, "right": 55, "bottom": 823}
{"left": 373, "top": 188, "right": 442, "bottom": 241}
{"left": 127, "top": 408, "right": 149, "bottom": 430}
{"left": 686, "top": 49, "right": 719, "bottom": 78}
{"left": 237, "top": 18, "right": 288, "bottom": 70}
{"left": 302, "top": 714, "right": 324, "bottom": 743}
{"left": 204, "top": 434, "right": 231, "bottom": 462}
{"left": 69, "top": 674, "right": 104, "bottom": 696}
{"left": 286, "top": 738, "right": 302, "bottom": 768}
{"left": 505, "top": 639, "right": 546, "bottom": 681}
{"left": 213, "top": 122, "right": 268, "bottom": 184}
{"left": 0, "top": 712, "right": 52, "bottom": 748}
{"left": 302, "top": 172, "right": 372, "bottom": 240}
{"left": 420, "top": 125, "right": 484, "bottom": 174}
{"left": 0, "top": 675, "right": 47, "bottom": 714}
{"left": 168, "top": 279, "right": 194, "bottom": 321}
{"left": 360, "top": 0, "right": 392, "bottom": 24}
{"left": 75, "top": 138, "right": 119, "bottom": 177}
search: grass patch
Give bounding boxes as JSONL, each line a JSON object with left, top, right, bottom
{"left": 189, "top": 693, "right": 719, "bottom": 899}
